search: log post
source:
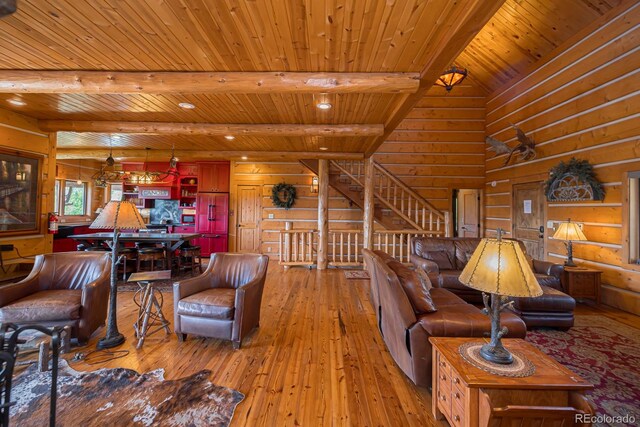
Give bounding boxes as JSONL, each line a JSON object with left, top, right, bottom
{"left": 363, "top": 157, "right": 374, "bottom": 253}
{"left": 317, "top": 160, "right": 329, "bottom": 270}
{"left": 284, "top": 221, "right": 292, "bottom": 270}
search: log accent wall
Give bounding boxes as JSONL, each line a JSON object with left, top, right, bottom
{"left": 483, "top": 1, "right": 640, "bottom": 314}
{"left": 373, "top": 83, "right": 487, "bottom": 214}
{"left": 0, "top": 107, "right": 55, "bottom": 276}
{"left": 229, "top": 161, "right": 364, "bottom": 256}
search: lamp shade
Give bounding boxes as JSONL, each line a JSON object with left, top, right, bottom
{"left": 459, "top": 238, "right": 542, "bottom": 298}
{"left": 552, "top": 220, "right": 587, "bottom": 242}
{"left": 435, "top": 66, "right": 467, "bottom": 91}
{"left": 90, "top": 200, "right": 146, "bottom": 230}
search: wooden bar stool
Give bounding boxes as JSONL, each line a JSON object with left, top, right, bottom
{"left": 178, "top": 245, "right": 203, "bottom": 275}
{"left": 118, "top": 247, "right": 138, "bottom": 281}
{"left": 137, "top": 247, "right": 166, "bottom": 272}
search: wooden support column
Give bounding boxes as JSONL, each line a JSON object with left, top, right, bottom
{"left": 363, "top": 157, "right": 374, "bottom": 252}
{"left": 317, "top": 159, "right": 329, "bottom": 270}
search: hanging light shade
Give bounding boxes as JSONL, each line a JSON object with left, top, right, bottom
{"left": 435, "top": 66, "right": 468, "bottom": 92}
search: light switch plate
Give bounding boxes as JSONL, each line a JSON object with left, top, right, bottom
{"left": 268, "top": 213, "right": 274, "bottom": 219}
{"left": 547, "top": 220, "right": 554, "bottom": 229}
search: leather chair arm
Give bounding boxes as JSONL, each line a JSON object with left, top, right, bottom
{"left": 533, "top": 259, "right": 564, "bottom": 278}
{"left": 173, "top": 274, "right": 211, "bottom": 300}
{"left": 232, "top": 277, "right": 265, "bottom": 341}
{"left": 80, "top": 277, "right": 110, "bottom": 327}
{"left": 0, "top": 278, "right": 40, "bottom": 307}
{"left": 410, "top": 254, "right": 439, "bottom": 274}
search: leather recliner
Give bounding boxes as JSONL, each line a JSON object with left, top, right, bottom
{"left": 0, "top": 252, "right": 111, "bottom": 344}
{"left": 173, "top": 253, "right": 269, "bottom": 349}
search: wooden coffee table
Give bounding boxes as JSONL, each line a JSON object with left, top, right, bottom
{"left": 128, "top": 270, "right": 172, "bottom": 349}
{"left": 430, "top": 337, "right": 593, "bottom": 426}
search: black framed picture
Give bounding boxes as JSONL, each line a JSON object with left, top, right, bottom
{"left": 0, "top": 150, "right": 41, "bottom": 235}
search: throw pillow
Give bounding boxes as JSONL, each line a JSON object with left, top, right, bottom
{"left": 387, "top": 260, "right": 437, "bottom": 314}
{"left": 415, "top": 267, "right": 433, "bottom": 290}
{"left": 423, "top": 251, "right": 454, "bottom": 270}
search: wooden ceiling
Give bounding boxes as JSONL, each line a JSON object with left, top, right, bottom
{"left": 456, "top": 0, "right": 623, "bottom": 92}
{"left": 0, "top": 0, "right": 620, "bottom": 160}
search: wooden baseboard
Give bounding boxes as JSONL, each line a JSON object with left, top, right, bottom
{"left": 600, "top": 285, "right": 640, "bottom": 316}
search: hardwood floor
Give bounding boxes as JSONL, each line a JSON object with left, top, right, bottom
{"left": 63, "top": 265, "right": 639, "bottom": 426}
{"left": 70, "top": 266, "right": 438, "bottom": 426}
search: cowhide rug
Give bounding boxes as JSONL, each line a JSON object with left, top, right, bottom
{"left": 11, "top": 359, "right": 244, "bottom": 426}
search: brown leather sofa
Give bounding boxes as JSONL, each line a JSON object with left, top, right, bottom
{"left": 173, "top": 253, "right": 269, "bottom": 349}
{"left": 364, "top": 249, "right": 526, "bottom": 387}
{"left": 0, "top": 252, "right": 111, "bottom": 344}
{"left": 410, "top": 237, "right": 575, "bottom": 329}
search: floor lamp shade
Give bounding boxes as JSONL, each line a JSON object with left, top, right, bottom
{"left": 90, "top": 200, "right": 146, "bottom": 230}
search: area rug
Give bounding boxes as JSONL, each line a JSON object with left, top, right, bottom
{"left": 11, "top": 359, "right": 244, "bottom": 426}
{"left": 344, "top": 270, "right": 370, "bottom": 280}
{"left": 117, "top": 270, "right": 199, "bottom": 292}
{"left": 526, "top": 316, "right": 639, "bottom": 424}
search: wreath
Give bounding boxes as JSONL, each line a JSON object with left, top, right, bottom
{"left": 272, "top": 183, "right": 297, "bottom": 209}
{"left": 545, "top": 158, "right": 605, "bottom": 201}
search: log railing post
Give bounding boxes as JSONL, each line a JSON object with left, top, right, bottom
{"left": 284, "top": 221, "right": 292, "bottom": 269}
{"left": 317, "top": 159, "right": 329, "bottom": 270}
{"left": 363, "top": 156, "right": 374, "bottom": 252}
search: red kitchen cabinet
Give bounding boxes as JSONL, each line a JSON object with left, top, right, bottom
{"left": 196, "top": 194, "right": 228, "bottom": 234}
{"left": 197, "top": 162, "right": 230, "bottom": 192}
{"left": 195, "top": 235, "right": 228, "bottom": 257}
{"left": 177, "top": 162, "right": 198, "bottom": 177}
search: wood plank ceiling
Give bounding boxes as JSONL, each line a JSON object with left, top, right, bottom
{"left": 0, "top": 0, "right": 619, "bottom": 160}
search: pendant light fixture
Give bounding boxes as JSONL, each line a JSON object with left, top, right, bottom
{"left": 435, "top": 65, "right": 468, "bottom": 92}
{"left": 76, "top": 159, "right": 83, "bottom": 185}
{"left": 169, "top": 143, "right": 178, "bottom": 169}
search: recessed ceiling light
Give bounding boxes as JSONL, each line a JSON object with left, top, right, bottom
{"left": 7, "top": 98, "right": 26, "bottom": 107}
{"left": 319, "top": 147, "right": 329, "bottom": 151}
{"left": 224, "top": 135, "right": 235, "bottom": 140}
{"left": 316, "top": 102, "right": 332, "bottom": 110}
{"left": 115, "top": 157, "right": 122, "bottom": 161}
{"left": 112, "top": 135, "right": 121, "bottom": 140}
{"left": 241, "top": 156, "right": 248, "bottom": 160}
{"left": 178, "top": 102, "right": 196, "bottom": 109}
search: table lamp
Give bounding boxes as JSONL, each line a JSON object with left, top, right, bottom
{"left": 90, "top": 200, "right": 146, "bottom": 349}
{"left": 552, "top": 219, "right": 587, "bottom": 267}
{"left": 459, "top": 229, "right": 542, "bottom": 364}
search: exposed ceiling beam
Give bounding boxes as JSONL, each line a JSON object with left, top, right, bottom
{"left": 56, "top": 148, "right": 365, "bottom": 161}
{"left": 40, "top": 121, "right": 384, "bottom": 137}
{"left": 0, "top": 71, "right": 420, "bottom": 94}
{"left": 364, "top": 0, "right": 506, "bottom": 155}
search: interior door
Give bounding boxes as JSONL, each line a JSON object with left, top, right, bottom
{"left": 236, "top": 185, "right": 261, "bottom": 253}
{"left": 457, "top": 189, "right": 480, "bottom": 237}
{"left": 512, "top": 182, "right": 545, "bottom": 259}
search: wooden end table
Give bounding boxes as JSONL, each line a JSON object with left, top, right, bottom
{"left": 430, "top": 337, "right": 593, "bottom": 427}
{"left": 129, "top": 270, "right": 172, "bottom": 349}
{"left": 563, "top": 267, "right": 602, "bottom": 303}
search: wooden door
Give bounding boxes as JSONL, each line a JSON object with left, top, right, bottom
{"left": 457, "top": 189, "right": 480, "bottom": 237}
{"left": 512, "top": 182, "right": 545, "bottom": 259}
{"left": 236, "top": 185, "right": 261, "bottom": 253}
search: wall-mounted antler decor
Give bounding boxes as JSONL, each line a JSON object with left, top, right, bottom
{"left": 486, "top": 124, "right": 537, "bottom": 166}
{"left": 544, "top": 158, "right": 604, "bottom": 201}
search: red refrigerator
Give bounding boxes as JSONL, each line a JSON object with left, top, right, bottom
{"left": 195, "top": 193, "right": 229, "bottom": 256}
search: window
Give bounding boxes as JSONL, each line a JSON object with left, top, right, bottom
{"left": 627, "top": 172, "right": 640, "bottom": 265}
{"left": 109, "top": 183, "right": 123, "bottom": 201}
{"left": 63, "top": 180, "right": 87, "bottom": 216}
{"left": 54, "top": 180, "right": 60, "bottom": 214}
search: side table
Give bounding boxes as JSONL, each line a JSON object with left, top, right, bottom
{"left": 129, "top": 270, "right": 172, "bottom": 349}
{"left": 563, "top": 267, "right": 602, "bottom": 303}
{"left": 431, "top": 337, "right": 593, "bottom": 427}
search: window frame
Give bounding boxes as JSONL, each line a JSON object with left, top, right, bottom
{"left": 622, "top": 171, "right": 640, "bottom": 271}
{"left": 53, "top": 178, "right": 90, "bottom": 220}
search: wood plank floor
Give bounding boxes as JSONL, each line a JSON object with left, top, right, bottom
{"left": 70, "top": 266, "right": 439, "bottom": 426}
{"left": 65, "top": 265, "right": 639, "bottom": 426}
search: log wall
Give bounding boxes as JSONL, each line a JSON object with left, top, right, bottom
{"left": 483, "top": 2, "right": 640, "bottom": 314}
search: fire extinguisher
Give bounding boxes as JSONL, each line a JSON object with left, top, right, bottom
{"left": 48, "top": 212, "right": 59, "bottom": 234}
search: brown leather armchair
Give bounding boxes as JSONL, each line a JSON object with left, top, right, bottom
{"left": 173, "top": 253, "right": 269, "bottom": 349}
{"left": 0, "top": 252, "right": 111, "bottom": 344}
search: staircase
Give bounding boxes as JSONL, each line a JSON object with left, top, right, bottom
{"left": 300, "top": 159, "right": 449, "bottom": 235}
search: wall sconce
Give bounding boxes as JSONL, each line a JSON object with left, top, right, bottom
{"left": 310, "top": 176, "right": 319, "bottom": 193}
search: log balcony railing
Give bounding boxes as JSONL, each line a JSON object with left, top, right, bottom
{"left": 278, "top": 228, "right": 444, "bottom": 267}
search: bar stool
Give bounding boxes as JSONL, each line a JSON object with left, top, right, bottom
{"left": 118, "top": 247, "right": 138, "bottom": 280}
{"left": 84, "top": 246, "right": 109, "bottom": 251}
{"left": 137, "top": 247, "right": 166, "bottom": 272}
{"left": 178, "top": 245, "right": 203, "bottom": 276}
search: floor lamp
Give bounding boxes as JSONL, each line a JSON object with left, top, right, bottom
{"left": 90, "top": 200, "right": 146, "bottom": 349}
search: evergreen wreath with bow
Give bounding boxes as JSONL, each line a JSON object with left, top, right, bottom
{"left": 271, "top": 183, "right": 297, "bottom": 209}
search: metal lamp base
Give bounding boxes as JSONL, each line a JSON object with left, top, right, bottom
{"left": 480, "top": 342, "right": 513, "bottom": 365}
{"left": 97, "top": 332, "right": 125, "bottom": 350}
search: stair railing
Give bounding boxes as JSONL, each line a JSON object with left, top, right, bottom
{"left": 331, "top": 160, "right": 450, "bottom": 235}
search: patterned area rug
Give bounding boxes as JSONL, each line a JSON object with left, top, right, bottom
{"left": 526, "top": 316, "right": 640, "bottom": 424}
{"left": 343, "top": 270, "right": 370, "bottom": 280}
{"left": 11, "top": 359, "right": 244, "bottom": 426}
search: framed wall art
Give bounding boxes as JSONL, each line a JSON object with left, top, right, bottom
{"left": 0, "top": 149, "right": 42, "bottom": 235}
